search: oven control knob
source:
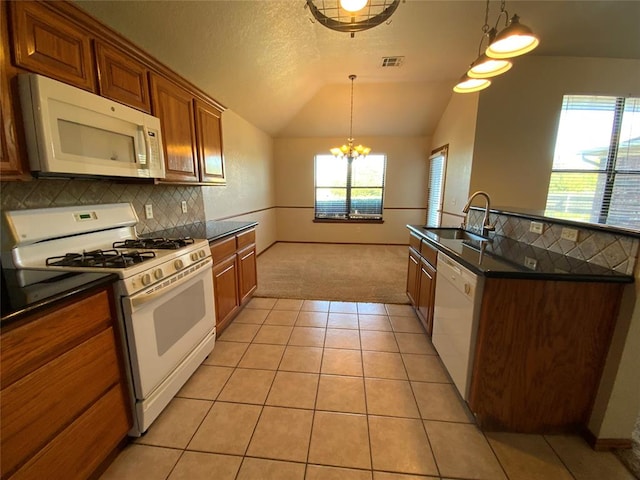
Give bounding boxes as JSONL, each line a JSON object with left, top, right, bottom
{"left": 154, "top": 268, "right": 163, "bottom": 280}
{"left": 190, "top": 252, "right": 198, "bottom": 261}
{"left": 174, "top": 259, "right": 184, "bottom": 270}
{"left": 198, "top": 249, "right": 206, "bottom": 259}
{"left": 141, "top": 273, "right": 152, "bottom": 286}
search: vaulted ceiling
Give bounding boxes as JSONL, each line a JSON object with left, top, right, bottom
{"left": 75, "top": 1, "right": 640, "bottom": 138}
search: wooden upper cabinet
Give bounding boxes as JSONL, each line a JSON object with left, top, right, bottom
{"left": 95, "top": 41, "right": 150, "bottom": 113}
{"left": 150, "top": 73, "right": 199, "bottom": 182}
{"left": 10, "top": 1, "right": 96, "bottom": 92}
{"left": 1, "top": 2, "right": 27, "bottom": 178}
{"left": 195, "top": 100, "right": 226, "bottom": 184}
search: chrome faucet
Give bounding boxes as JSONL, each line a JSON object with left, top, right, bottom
{"left": 462, "top": 191, "right": 495, "bottom": 237}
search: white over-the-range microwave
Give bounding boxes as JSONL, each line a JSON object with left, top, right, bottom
{"left": 19, "top": 73, "right": 166, "bottom": 179}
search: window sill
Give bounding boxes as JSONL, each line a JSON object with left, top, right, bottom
{"left": 313, "top": 218, "right": 384, "bottom": 224}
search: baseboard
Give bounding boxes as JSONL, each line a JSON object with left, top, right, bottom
{"left": 583, "top": 429, "right": 632, "bottom": 451}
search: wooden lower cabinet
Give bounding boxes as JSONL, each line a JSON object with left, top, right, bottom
{"left": 469, "top": 278, "right": 624, "bottom": 433}
{"left": 406, "top": 232, "right": 437, "bottom": 335}
{"left": 210, "top": 227, "right": 257, "bottom": 334}
{"left": 212, "top": 255, "right": 240, "bottom": 331}
{"left": 417, "top": 257, "right": 436, "bottom": 335}
{"left": 406, "top": 247, "right": 420, "bottom": 306}
{"left": 0, "top": 286, "right": 132, "bottom": 480}
{"left": 238, "top": 244, "right": 257, "bottom": 304}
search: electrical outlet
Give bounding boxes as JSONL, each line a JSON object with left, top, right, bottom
{"left": 181, "top": 201, "right": 188, "bottom": 213}
{"left": 524, "top": 256, "right": 538, "bottom": 270}
{"left": 144, "top": 204, "right": 153, "bottom": 219}
{"left": 561, "top": 227, "right": 579, "bottom": 242}
{"left": 529, "top": 221, "right": 544, "bottom": 234}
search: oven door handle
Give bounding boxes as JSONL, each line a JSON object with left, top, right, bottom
{"left": 130, "top": 257, "right": 212, "bottom": 309}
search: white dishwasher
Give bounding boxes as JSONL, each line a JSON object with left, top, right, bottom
{"left": 432, "top": 251, "right": 484, "bottom": 400}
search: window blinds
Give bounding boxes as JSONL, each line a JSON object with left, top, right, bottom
{"left": 546, "top": 95, "right": 640, "bottom": 229}
{"left": 426, "top": 150, "right": 446, "bottom": 227}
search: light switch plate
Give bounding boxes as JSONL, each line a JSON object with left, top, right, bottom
{"left": 145, "top": 204, "right": 153, "bottom": 219}
{"left": 561, "top": 227, "right": 579, "bottom": 242}
{"left": 181, "top": 201, "right": 188, "bottom": 213}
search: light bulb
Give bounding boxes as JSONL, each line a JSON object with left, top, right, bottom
{"left": 467, "top": 57, "right": 512, "bottom": 79}
{"left": 340, "top": 0, "right": 368, "bottom": 13}
{"left": 453, "top": 76, "right": 491, "bottom": 94}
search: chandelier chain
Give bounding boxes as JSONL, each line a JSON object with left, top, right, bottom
{"left": 349, "top": 74, "right": 355, "bottom": 140}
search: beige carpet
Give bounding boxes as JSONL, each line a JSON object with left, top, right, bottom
{"left": 255, "top": 242, "right": 409, "bottom": 304}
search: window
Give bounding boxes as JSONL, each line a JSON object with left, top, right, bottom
{"left": 545, "top": 95, "right": 640, "bottom": 229}
{"left": 314, "top": 154, "right": 386, "bottom": 221}
{"left": 427, "top": 146, "right": 447, "bottom": 227}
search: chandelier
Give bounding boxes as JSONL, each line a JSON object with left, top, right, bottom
{"left": 330, "top": 75, "right": 371, "bottom": 160}
{"left": 454, "top": 0, "right": 539, "bottom": 93}
{"left": 305, "top": 0, "right": 401, "bottom": 38}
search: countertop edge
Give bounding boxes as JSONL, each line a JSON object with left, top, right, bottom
{"left": 407, "top": 225, "right": 634, "bottom": 284}
{"left": 206, "top": 221, "right": 258, "bottom": 243}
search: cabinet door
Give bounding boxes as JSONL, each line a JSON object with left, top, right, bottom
{"left": 10, "top": 1, "right": 95, "bottom": 91}
{"left": 417, "top": 258, "right": 436, "bottom": 335}
{"left": 238, "top": 244, "right": 257, "bottom": 305}
{"left": 1, "top": 4, "right": 27, "bottom": 178}
{"left": 150, "top": 73, "right": 198, "bottom": 182}
{"left": 95, "top": 41, "right": 150, "bottom": 113}
{"left": 212, "top": 255, "right": 239, "bottom": 333}
{"left": 195, "top": 100, "right": 225, "bottom": 184}
{"left": 406, "top": 248, "right": 420, "bottom": 306}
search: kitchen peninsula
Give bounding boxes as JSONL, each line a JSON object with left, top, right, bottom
{"left": 406, "top": 205, "right": 637, "bottom": 442}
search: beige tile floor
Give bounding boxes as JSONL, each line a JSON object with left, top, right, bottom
{"left": 100, "top": 297, "right": 636, "bottom": 480}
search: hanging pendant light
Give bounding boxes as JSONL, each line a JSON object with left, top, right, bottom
{"left": 467, "top": 54, "right": 512, "bottom": 79}
{"left": 486, "top": 9, "right": 539, "bottom": 59}
{"left": 305, "top": 0, "right": 400, "bottom": 38}
{"left": 454, "top": 0, "right": 508, "bottom": 93}
{"left": 453, "top": 74, "right": 491, "bottom": 94}
{"left": 331, "top": 75, "right": 371, "bottom": 159}
{"left": 454, "top": 0, "right": 539, "bottom": 94}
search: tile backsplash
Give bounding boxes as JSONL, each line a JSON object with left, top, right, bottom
{"left": 0, "top": 179, "right": 205, "bottom": 235}
{"left": 467, "top": 209, "right": 639, "bottom": 275}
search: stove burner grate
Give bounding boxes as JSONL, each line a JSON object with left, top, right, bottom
{"left": 46, "top": 249, "right": 156, "bottom": 268}
{"left": 113, "top": 237, "right": 195, "bottom": 250}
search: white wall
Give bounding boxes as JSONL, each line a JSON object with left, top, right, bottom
{"left": 589, "top": 258, "right": 640, "bottom": 441}
{"left": 471, "top": 56, "right": 640, "bottom": 210}
{"left": 274, "top": 136, "right": 430, "bottom": 244}
{"left": 430, "top": 92, "right": 479, "bottom": 227}
{"left": 202, "top": 110, "right": 277, "bottom": 254}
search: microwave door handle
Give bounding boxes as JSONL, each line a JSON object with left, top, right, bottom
{"left": 141, "top": 126, "right": 151, "bottom": 168}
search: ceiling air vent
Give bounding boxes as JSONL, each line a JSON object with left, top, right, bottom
{"left": 381, "top": 56, "right": 404, "bottom": 67}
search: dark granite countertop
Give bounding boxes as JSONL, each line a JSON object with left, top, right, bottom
{"left": 407, "top": 225, "right": 633, "bottom": 283}
{"left": 1, "top": 268, "right": 118, "bottom": 325}
{"left": 143, "top": 220, "right": 258, "bottom": 243}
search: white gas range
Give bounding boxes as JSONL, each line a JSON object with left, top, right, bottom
{"left": 1, "top": 203, "right": 216, "bottom": 436}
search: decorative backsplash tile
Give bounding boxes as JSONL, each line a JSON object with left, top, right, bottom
{"left": 0, "top": 179, "right": 206, "bottom": 235}
{"left": 467, "top": 209, "right": 639, "bottom": 275}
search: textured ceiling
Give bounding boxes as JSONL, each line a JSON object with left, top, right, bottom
{"left": 75, "top": 0, "right": 640, "bottom": 138}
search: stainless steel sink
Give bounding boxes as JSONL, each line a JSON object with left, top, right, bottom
{"left": 423, "top": 228, "right": 489, "bottom": 242}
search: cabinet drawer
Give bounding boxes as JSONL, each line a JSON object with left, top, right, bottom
{"left": 236, "top": 228, "right": 255, "bottom": 249}
{"left": 409, "top": 232, "right": 421, "bottom": 251}
{"left": 1, "top": 328, "right": 120, "bottom": 478}
{"left": 11, "top": 382, "right": 131, "bottom": 480}
{"left": 210, "top": 236, "right": 236, "bottom": 264}
{"left": 1, "top": 288, "right": 113, "bottom": 389}
{"left": 420, "top": 241, "right": 438, "bottom": 267}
